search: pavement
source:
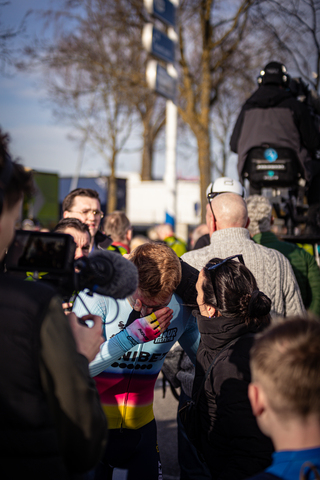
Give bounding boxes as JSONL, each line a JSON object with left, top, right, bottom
{"left": 153, "top": 375, "right": 180, "bottom": 480}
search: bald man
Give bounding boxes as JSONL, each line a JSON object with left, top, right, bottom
{"left": 182, "top": 193, "right": 305, "bottom": 319}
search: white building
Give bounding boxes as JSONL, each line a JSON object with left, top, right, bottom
{"left": 125, "top": 172, "right": 201, "bottom": 242}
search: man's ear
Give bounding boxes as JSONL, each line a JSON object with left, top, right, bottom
{"left": 63, "top": 211, "right": 70, "bottom": 219}
{"left": 127, "top": 229, "right": 132, "bottom": 243}
{"left": 206, "top": 203, "right": 215, "bottom": 235}
{"left": 248, "top": 382, "right": 266, "bottom": 417}
{"left": 245, "top": 217, "right": 250, "bottom": 229}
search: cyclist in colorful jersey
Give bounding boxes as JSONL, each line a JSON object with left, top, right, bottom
{"left": 73, "top": 242, "right": 200, "bottom": 480}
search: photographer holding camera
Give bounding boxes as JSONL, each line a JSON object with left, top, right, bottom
{"left": 0, "top": 130, "right": 108, "bottom": 480}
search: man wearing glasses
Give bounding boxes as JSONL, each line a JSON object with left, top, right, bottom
{"left": 62, "top": 188, "right": 112, "bottom": 252}
{"left": 72, "top": 242, "right": 200, "bottom": 480}
{"left": 182, "top": 184, "right": 305, "bottom": 319}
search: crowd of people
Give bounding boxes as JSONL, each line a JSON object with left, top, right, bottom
{"left": 1, "top": 61, "right": 320, "bottom": 480}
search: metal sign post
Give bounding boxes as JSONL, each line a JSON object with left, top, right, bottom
{"left": 143, "top": 0, "right": 179, "bottom": 228}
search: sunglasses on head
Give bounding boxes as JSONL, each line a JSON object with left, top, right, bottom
{"left": 206, "top": 254, "right": 245, "bottom": 271}
{"left": 207, "top": 192, "right": 220, "bottom": 202}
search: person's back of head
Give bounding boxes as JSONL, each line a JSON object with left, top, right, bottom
{"left": 128, "top": 242, "right": 181, "bottom": 302}
{"left": 147, "top": 226, "right": 160, "bottom": 241}
{"left": 190, "top": 224, "right": 209, "bottom": 249}
{"left": 257, "top": 61, "right": 290, "bottom": 88}
{"left": 246, "top": 195, "right": 272, "bottom": 237}
{"left": 211, "top": 193, "right": 249, "bottom": 230}
{"left": 250, "top": 317, "right": 320, "bottom": 421}
{"left": 130, "top": 235, "right": 150, "bottom": 252}
{"left": 202, "top": 256, "right": 271, "bottom": 328}
{"left": 155, "top": 223, "right": 174, "bottom": 241}
{"left": 0, "top": 130, "right": 34, "bottom": 259}
{"left": 103, "top": 211, "right": 131, "bottom": 244}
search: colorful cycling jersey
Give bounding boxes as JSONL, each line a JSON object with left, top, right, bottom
{"left": 73, "top": 292, "right": 200, "bottom": 430}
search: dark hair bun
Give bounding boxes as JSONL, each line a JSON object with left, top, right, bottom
{"left": 239, "top": 293, "right": 251, "bottom": 317}
{"left": 248, "top": 290, "right": 271, "bottom": 317}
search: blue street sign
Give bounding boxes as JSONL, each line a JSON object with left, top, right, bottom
{"left": 155, "top": 64, "right": 177, "bottom": 100}
{"left": 149, "top": 0, "right": 176, "bottom": 28}
{"left": 146, "top": 61, "right": 177, "bottom": 101}
{"left": 143, "top": 24, "right": 175, "bottom": 64}
{"left": 152, "top": 26, "right": 175, "bottom": 63}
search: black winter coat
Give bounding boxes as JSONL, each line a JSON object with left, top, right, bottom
{"left": 192, "top": 313, "right": 273, "bottom": 480}
{"left": 230, "top": 85, "right": 320, "bottom": 180}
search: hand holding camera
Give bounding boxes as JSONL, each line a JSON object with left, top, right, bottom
{"left": 68, "top": 313, "right": 104, "bottom": 362}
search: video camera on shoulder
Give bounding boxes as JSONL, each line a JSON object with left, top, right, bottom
{"left": 4, "top": 230, "right": 138, "bottom": 302}
{"left": 5, "top": 230, "right": 78, "bottom": 299}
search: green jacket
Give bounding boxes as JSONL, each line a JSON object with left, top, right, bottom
{"left": 253, "top": 231, "right": 320, "bottom": 317}
{"left": 164, "top": 235, "right": 187, "bottom": 258}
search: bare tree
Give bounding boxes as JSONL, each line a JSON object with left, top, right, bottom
{"left": 175, "top": 0, "right": 261, "bottom": 221}
{"left": 22, "top": 0, "right": 166, "bottom": 188}
{"left": 254, "top": 0, "right": 320, "bottom": 91}
{"left": 0, "top": 1, "right": 30, "bottom": 73}
{"left": 87, "top": 0, "right": 167, "bottom": 181}
{"left": 29, "top": 1, "right": 138, "bottom": 212}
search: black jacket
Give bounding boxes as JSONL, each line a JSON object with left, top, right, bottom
{"left": 0, "top": 275, "right": 107, "bottom": 479}
{"left": 94, "top": 230, "right": 113, "bottom": 250}
{"left": 193, "top": 313, "right": 273, "bottom": 480}
{"left": 230, "top": 85, "right": 320, "bottom": 180}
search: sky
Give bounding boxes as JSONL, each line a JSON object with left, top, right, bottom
{"left": 0, "top": 0, "right": 235, "bottom": 182}
{"left": 0, "top": 0, "right": 147, "bottom": 178}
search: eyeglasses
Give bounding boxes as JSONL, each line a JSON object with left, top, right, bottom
{"left": 206, "top": 254, "right": 245, "bottom": 271}
{"left": 68, "top": 209, "right": 104, "bottom": 218}
{"left": 140, "top": 300, "right": 171, "bottom": 313}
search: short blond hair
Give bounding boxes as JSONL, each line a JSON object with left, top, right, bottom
{"left": 250, "top": 317, "right": 320, "bottom": 418}
{"left": 128, "top": 242, "right": 181, "bottom": 301}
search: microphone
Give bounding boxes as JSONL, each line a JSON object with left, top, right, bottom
{"left": 74, "top": 250, "right": 139, "bottom": 299}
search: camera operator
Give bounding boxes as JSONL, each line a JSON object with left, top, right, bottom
{"left": 230, "top": 61, "right": 320, "bottom": 235}
{"left": 0, "top": 130, "right": 108, "bottom": 479}
{"left": 53, "top": 218, "right": 92, "bottom": 313}
{"left": 53, "top": 217, "right": 91, "bottom": 260}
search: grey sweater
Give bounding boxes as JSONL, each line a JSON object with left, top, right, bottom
{"left": 182, "top": 228, "right": 305, "bottom": 319}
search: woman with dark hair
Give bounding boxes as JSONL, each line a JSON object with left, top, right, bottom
{"left": 193, "top": 255, "right": 274, "bottom": 480}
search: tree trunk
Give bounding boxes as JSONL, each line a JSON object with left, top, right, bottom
{"left": 197, "top": 130, "right": 212, "bottom": 223}
{"left": 108, "top": 151, "right": 117, "bottom": 213}
{"left": 141, "top": 125, "right": 153, "bottom": 181}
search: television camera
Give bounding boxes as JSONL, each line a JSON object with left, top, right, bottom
{"left": 241, "top": 77, "right": 320, "bottom": 251}
{"left": 4, "top": 230, "right": 139, "bottom": 303}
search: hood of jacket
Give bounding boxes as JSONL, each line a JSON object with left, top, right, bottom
{"left": 246, "top": 85, "right": 293, "bottom": 109}
{"left": 194, "top": 311, "right": 263, "bottom": 353}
